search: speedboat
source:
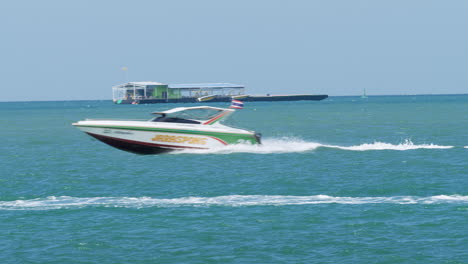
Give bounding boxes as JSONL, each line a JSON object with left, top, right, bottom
{"left": 72, "top": 106, "right": 261, "bottom": 154}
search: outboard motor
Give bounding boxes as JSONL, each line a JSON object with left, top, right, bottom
{"left": 254, "top": 132, "right": 262, "bottom": 144}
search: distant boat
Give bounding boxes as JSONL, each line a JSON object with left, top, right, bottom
{"left": 361, "top": 89, "right": 368, "bottom": 99}
{"left": 197, "top": 95, "right": 217, "bottom": 102}
{"left": 231, "top": 94, "right": 249, "bottom": 100}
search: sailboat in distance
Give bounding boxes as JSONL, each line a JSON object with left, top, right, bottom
{"left": 361, "top": 88, "right": 368, "bottom": 99}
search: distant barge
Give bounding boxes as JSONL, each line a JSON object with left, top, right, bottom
{"left": 112, "top": 82, "right": 328, "bottom": 104}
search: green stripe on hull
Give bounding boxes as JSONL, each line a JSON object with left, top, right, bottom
{"left": 76, "top": 125, "right": 258, "bottom": 144}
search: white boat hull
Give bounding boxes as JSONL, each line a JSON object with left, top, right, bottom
{"left": 76, "top": 126, "right": 230, "bottom": 154}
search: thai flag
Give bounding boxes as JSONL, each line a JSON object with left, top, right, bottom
{"left": 230, "top": 100, "right": 244, "bottom": 109}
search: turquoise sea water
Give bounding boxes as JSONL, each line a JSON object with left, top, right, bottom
{"left": 1, "top": 95, "right": 467, "bottom": 263}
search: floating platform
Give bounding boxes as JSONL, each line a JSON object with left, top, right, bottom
{"left": 243, "top": 94, "right": 328, "bottom": 102}
{"left": 117, "top": 95, "right": 328, "bottom": 104}
{"left": 113, "top": 82, "right": 328, "bottom": 104}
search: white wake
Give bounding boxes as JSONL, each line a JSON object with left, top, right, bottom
{"left": 325, "top": 139, "right": 453, "bottom": 151}
{"left": 173, "top": 138, "right": 453, "bottom": 154}
{"left": 1, "top": 195, "right": 466, "bottom": 210}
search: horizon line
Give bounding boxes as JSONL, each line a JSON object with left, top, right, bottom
{"left": 1, "top": 93, "right": 467, "bottom": 103}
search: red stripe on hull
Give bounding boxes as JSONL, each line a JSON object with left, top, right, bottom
{"left": 203, "top": 111, "right": 230, "bottom": 125}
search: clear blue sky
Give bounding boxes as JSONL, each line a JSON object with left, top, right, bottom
{"left": 1, "top": 0, "right": 467, "bottom": 101}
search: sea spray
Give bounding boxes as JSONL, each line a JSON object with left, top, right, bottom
{"left": 173, "top": 138, "right": 454, "bottom": 155}
{"left": 174, "top": 137, "right": 322, "bottom": 154}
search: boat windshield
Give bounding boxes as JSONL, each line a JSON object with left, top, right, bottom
{"left": 167, "top": 108, "right": 224, "bottom": 121}
{"left": 151, "top": 107, "right": 226, "bottom": 124}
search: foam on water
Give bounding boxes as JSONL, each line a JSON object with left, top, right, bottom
{"left": 175, "top": 137, "right": 322, "bottom": 154}
{"left": 325, "top": 139, "right": 454, "bottom": 151}
{"left": 174, "top": 138, "right": 454, "bottom": 154}
{"left": 1, "top": 195, "right": 466, "bottom": 210}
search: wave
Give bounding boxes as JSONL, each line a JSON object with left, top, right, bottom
{"left": 174, "top": 138, "right": 454, "bottom": 154}
{"left": 1, "top": 195, "right": 466, "bottom": 210}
